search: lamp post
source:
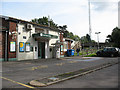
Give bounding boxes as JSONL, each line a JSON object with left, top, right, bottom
{"left": 95, "top": 32, "right": 101, "bottom": 50}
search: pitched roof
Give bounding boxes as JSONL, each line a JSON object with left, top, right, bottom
{"left": 0, "top": 15, "right": 63, "bottom": 32}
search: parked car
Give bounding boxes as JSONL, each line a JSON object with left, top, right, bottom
{"left": 96, "top": 47, "right": 120, "bottom": 57}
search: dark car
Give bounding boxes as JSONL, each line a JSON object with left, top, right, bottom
{"left": 96, "top": 47, "right": 120, "bottom": 57}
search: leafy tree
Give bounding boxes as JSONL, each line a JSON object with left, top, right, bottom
{"left": 81, "top": 34, "right": 95, "bottom": 44}
{"left": 106, "top": 27, "right": 120, "bottom": 48}
{"left": 58, "top": 25, "right": 67, "bottom": 31}
{"left": 31, "top": 16, "right": 58, "bottom": 29}
{"left": 63, "top": 30, "right": 80, "bottom": 41}
{"left": 86, "top": 34, "right": 91, "bottom": 42}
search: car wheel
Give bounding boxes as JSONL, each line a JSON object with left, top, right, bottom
{"left": 110, "top": 54, "right": 114, "bottom": 57}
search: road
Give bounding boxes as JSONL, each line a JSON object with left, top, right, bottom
{"left": 1, "top": 57, "right": 119, "bottom": 89}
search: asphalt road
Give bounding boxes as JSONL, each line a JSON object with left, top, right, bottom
{"left": 1, "top": 57, "right": 119, "bottom": 89}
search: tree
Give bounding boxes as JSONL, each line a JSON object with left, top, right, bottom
{"left": 106, "top": 27, "right": 120, "bottom": 48}
{"left": 31, "top": 16, "right": 58, "bottom": 29}
{"left": 58, "top": 25, "right": 67, "bottom": 31}
{"left": 80, "top": 34, "right": 95, "bottom": 44}
{"left": 86, "top": 34, "right": 91, "bottom": 42}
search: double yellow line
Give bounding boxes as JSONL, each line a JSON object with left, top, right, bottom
{"left": 1, "top": 77, "right": 35, "bottom": 89}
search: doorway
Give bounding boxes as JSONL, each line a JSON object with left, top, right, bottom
{"left": 38, "top": 42, "right": 45, "bottom": 58}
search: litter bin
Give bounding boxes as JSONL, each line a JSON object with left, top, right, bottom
{"left": 67, "top": 49, "right": 75, "bottom": 56}
{"left": 71, "top": 49, "right": 75, "bottom": 56}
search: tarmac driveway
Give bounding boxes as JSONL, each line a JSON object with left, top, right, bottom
{"left": 1, "top": 57, "right": 119, "bottom": 89}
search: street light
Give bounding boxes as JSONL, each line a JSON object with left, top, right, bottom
{"left": 95, "top": 32, "right": 101, "bottom": 50}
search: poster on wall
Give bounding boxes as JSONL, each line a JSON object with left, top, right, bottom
{"left": 61, "top": 45, "right": 64, "bottom": 51}
{"left": 10, "top": 41, "right": 16, "bottom": 52}
{"left": 25, "top": 43, "right": 30, "bottom": 52}
{"left": 19, "top": 42, "right": 25, "bottom": 52}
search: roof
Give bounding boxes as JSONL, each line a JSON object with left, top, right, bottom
{"left": 0, "top": 15, "right": 63, "bottom": 32}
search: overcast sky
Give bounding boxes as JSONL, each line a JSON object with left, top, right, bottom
{"left": 1, "top": 0, "right": 119, "bottom": 42}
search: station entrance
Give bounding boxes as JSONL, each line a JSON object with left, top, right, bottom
{"left": 38, "top": 42, "right": 45, "bottom": 59}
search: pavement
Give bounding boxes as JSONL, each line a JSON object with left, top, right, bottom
{"left": 1, "top": 56, "right": 119, "bottom": 89}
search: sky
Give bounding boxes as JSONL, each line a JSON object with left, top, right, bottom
{"left": 0, "top": 0, "right": 119, "bottom": 42}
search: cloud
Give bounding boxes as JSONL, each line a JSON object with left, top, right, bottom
{"left": 2, "top": 0, "right": 118, "bottom": 42}
{"left": 91, "top": 2, "right": 118, "bottom": 12}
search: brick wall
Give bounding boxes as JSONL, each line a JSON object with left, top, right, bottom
{"left": 0, "top": 18, "right": 9, "bottom": 60}
{"left": 68, "top": 41, "right": 71, "bottom": 49}
{"left": 60, "top": 33, "right": 63, "bottom": 42}
{"left": 60, "top": 32, "right": 64, "bottom": 56}
{"left": 0, "top": 32, "right": 4, "bottom": 58}
{"left": 8, "top": 21, "right": 17, "bottom": 59}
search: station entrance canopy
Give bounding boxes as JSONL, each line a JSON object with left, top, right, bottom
{"left": 32, "top": 33, "right": 58, "bottom": 42}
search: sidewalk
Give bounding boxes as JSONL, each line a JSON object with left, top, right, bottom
{"left": 59, "top": 55, "right": 84, "bottom": 60}
{"left": 1, "top": 55, "right": 85, "bottom": 63}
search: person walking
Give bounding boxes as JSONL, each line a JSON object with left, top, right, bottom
{"left": 76, "top": 48, "right": 80, "bottom": 56}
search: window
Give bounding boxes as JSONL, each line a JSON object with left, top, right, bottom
{"left": 30, "top": 46, "right": 33, "bottom": 51}
{"left": 22, "top": 27, "right": 25, "bottom": 30}
{"left": 35, "top": 47, "right": 37, "bottom": 51}
{"left": 23, "top": 36, "right": 26, "bottom": 39}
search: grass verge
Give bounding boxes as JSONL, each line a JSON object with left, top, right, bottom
{"left": 84, "top": 53, "right": 97, "bottom": 57}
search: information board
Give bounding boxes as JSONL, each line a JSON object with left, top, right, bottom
{"left": 10, "top": 41, "right": 16, "bottom": 52}
{"left": 19, "top": 42, "right": 25, "bottom": 52}
{"left": 25, "top": 43, "right": 30, "bottom": 52}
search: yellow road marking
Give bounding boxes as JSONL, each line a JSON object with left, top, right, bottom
{"left": 56, "top": 63, "right": 65, "bottom": 66}
{"left": 69, "top": 61, "right": 78, "bottom": 63}
{"left": 25, "top": 63, "right": 31, "bottom": 64}
{"left": 1, "top": 77, "right": 35, "bottom": 89}
{"left": 29, "top": 65, "right": 48, "bottom": 70}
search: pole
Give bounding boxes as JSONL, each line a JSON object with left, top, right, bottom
{"left": 97, "top": 34, "right": 99, "bottom": 50}
{"left": 5, "top": 31, "right": 8, "bottom": 61}
{"left": 95, "top": 32, "right": 101, "bottom": 50}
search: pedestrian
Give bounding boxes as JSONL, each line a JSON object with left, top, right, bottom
{"left": 76, "top": 48, "right": 80, "bottom": 56}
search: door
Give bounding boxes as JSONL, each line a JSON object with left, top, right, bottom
{"left": 38, "top": 42, "right": 45, "bottom": 58}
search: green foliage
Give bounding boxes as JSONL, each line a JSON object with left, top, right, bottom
{"left": 63, "top": 30, "right": 80, "bottom": 41}
{"left": 106, "top": 27, "right": 120, "bottom": 48}
{"left": 31, "top": 16, "right": 58, "bottom": 29}
{"left": 80, "top": 34, "right": 95, "bottom": 44}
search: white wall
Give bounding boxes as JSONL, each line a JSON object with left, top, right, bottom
{"left": 17, "top": 23, "right": 38, "bottom": 60}
{"left": 49, "top": 30, "right": 60, "bottom": 58}
{"left": 45, "top": 42, "right": 50, "bottom": 58}
{"left": 49, "top": 31, "right": 59, "bottom": 46}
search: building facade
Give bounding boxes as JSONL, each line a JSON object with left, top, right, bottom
{"left": 0, "top": 16, "right": 63, "bottom": 61}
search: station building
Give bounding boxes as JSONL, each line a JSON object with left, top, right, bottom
{"left": 0, "top": 16, "right": 64, "bottom": 61}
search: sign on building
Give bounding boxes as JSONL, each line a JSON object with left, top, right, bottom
{"left": 19, "top": 42, "right": 25, "bottom": 52}
{"left": 25, "top": 43, "right": 30, "bottom": 52}
{"left": 10, "top": 41, "right": 16, "bottom": 52}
